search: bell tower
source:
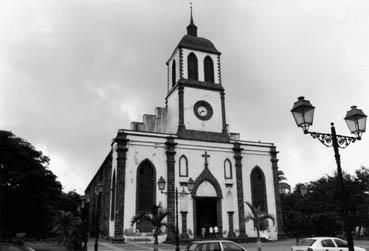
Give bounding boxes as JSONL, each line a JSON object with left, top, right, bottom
{"left": 165, "top": 8, "right": 229, "bottom": 142}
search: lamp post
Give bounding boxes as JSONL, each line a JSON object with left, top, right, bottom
{"left": 157, "top": 176, "right": 194, "bottom": 251}
{"left": 291, "top": 96, "right": 367, "bottom": 251}
{"left": 94, "top": 183, "right": 103, "bottom": 251}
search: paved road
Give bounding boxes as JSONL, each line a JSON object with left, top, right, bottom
{"left": 86, "top": 239, "right": 369, "bottom": 251}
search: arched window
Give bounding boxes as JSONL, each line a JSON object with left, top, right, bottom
{"left": 179, "top": 155, "right": 188, "bottom": 177}
{"left": 224, "top": 159, "right": 232, "bottom": 179}
{"left": 136, "top": 159, "right": 156, "bottom": 232}
{"left": 172, "top": 60, "right": 176, "bottom": 87}
{"left": 250, "top": 166, "right": 268, "bottom": 212}
{"left": 187, "top": 53, "right": 198, "bottom": 80}
{"left": 204, "top": 56, "right": 214, "bottom": 83}
{"left": 110, "top": 169, "right": 116, "bottom": 220}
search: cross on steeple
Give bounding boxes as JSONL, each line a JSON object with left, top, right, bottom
{"left": 187, "top": 2, "right": 197, "bottom": 36}
{"left": 202, "top": 151, "right": 210, "bottom": 169}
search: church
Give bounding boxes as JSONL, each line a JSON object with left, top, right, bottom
{"left": 85, "top": 11, "right": 283, "bottom": 242}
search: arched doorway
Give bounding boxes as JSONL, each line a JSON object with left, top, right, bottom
{"left": 136, "top": 159, "right": 156, "bottom": 232}
{"left": 192, "top": 179, "right": 223, "bottom": 238}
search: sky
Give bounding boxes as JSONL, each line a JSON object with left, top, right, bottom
{"left": 1, "top": 0, "right": 369, "bottom": 194}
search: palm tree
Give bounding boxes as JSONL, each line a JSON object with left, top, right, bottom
{"left": 278, "top": 170, "right": 287, "bottom": 183}
{"left": 131, "top": 203, "right": 170, "bottom": 251}
{"left": 244, "top": 201, "right": 275, "bottom": 251}
{"left": 52, "top": 210, "right": 82, "bottom": 250}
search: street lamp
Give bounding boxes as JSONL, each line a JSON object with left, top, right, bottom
{"left": 291, "top": 96, "right": 367, "bottom": 251}
{"left": 94, "top": 183, "right": 103, "bottom": 251}
{"left": 157, "top": 176, "right": 194, "bottom": 251}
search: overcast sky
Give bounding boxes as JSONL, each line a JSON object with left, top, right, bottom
{"left": 1, "top": 0, "right": 369, "bottom": 194}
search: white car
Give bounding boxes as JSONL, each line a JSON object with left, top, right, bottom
{"left": 291, "top": 237, "right": 366, "bottom": 251}
{"left": 187, "top": 240, "right": 247, "bottom": 251}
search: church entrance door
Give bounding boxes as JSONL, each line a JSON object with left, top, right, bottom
{"left": 196, "top": 197, "right": 218, "bottom": 237}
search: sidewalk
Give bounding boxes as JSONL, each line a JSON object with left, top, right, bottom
{"left": 86, "top": 239, "right": 186, "bottom": 251}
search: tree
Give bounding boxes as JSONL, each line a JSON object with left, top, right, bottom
{"left": 0, "top": 130, "right": 62, "bottom": 238}
{"left": 281, "top": 169, "right": 369, "bottom": 238}
{"left": 283, "top": 210, "right": 311, "bottom": 243}
{"left": 278, "top": 170, "right": 287, "bottom": 183}
{"left": 58, "top": 190, "right": 83, "bottom": 216}
{"left": 245, "top": 201, "right": 274, "bottom": 251}
{"left": 131, "top": 204, "right": 170, "bottom": 251}
{"left": 52, "top": 210, "right": 82, "bottom": 250}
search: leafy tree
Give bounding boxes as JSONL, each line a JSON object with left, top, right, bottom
{"left": 281, "top": 168, "right": 369, "bottom": 238}
{"left": 131, "top": 204, "right": 170, "bottom": 251}
{"left": 283, "top": 210, "right": 311, "bottom": 243}
{"left": 311, "top": 212, "right": 341, "bottom": 236}
{"left": 244, "top": 201, "right": 274, "bottom": 251}
{"left": 58, "top": 190, "right": 83, "bottom": 216}
{"left": 354, "top": 166, "right": 369, "bottom": 234}
{"left": 0, "top": 130, "right": 63, "bottom": 238}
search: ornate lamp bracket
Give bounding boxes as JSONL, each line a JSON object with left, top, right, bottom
{"left": 307, "top": 131, "right": 358, "bottom": 149}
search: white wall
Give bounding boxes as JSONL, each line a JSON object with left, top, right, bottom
{"left": 242, "top": 144, "right": 278, "bottom": 240}
{"left": 123, "top": 134, "right": 168, "bottom": 233}
{"left": 118, "top": 132, "right": 277, "bottom": 240}
{"left": 167, "top": 48, "right": 181, "bottom": 89}
{"left": 183, "top": 87, "right": 223, "bottom": 132}
{"left": 166, "top": 89, "right": 179, "bottom": 133}
{"left": 175, "top": 139, "right": 237, "bottom": 237}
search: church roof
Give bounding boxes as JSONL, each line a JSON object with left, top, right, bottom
{"left": 177, "top": 35, "right": 221, "bottom": 55}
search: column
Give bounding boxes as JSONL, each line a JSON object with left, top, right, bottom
{"left": 180, "top": 212, "right": 189, "bottom": 239}
{"left": 220, "top": 90, "right": 227, "bottom": 134}
{"left": 114, "top": 132, "right": 129, "bottom": 242}
{"left": 233, "top": 142, "right": 246, "bottom": 238}
{"left": 166, "top": 136, "right": 177, "bottom": 241}
{"left": 178, "top": 85, "right": 185, "bottom": 133}
{"left": 270, "top": 146, "right": 284, "bottom": 237}
{"left": 227, "top": 212, "right": 236, "bottom": 238}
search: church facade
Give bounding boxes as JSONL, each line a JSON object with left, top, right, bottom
{"left": 85, "top": 14, "right": 283, "bottom": 242}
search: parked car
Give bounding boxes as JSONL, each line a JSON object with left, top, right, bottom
{"left": 291, "top": 237, "right": 366, "bottom": 251}
{"left": 0, "top": 242, "right": 37, "bottom": 251}
{"left": 186, "top": 240, "right": 247, "bottom": 251}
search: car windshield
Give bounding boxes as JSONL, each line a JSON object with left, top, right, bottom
{"left": 296, "top": 239, "right": 316, "bottom": 246}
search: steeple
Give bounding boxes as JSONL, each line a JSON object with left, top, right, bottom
{"left": 186, "top": 3, "right": 197, "bottom": 36}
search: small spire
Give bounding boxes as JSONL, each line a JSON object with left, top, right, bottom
{"left": 187, "top": 2, "right": 197, "bottom": 36}
{"left": 190, "top": 2, "right": 194, "bottom": 24}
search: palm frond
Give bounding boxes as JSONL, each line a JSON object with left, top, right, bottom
{"left": 245, "top": 201, "right": 258, "bottom": 216}
{"left": 244, "top": 214, "right": 255, "bottom": 223}
{"left": 131, "top": 212, "right": 150, "bottom": 226}
{"left": 131, "top": 204, "right": 170, "bottom": 231}
{"left": 259, "top": 214, "right": 275, "bottom": 226}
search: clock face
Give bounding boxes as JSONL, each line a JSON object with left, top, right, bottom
{"left": 197, "top": 106, "right": 208, "bottom": 116}
{"left": 194, "top": 101, "right": 213, "bottom": 121}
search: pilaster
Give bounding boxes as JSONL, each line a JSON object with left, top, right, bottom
{"left": 166, "top": 136, "right": 177, "bottom": 241}
{"left": 233, "top": 142, "right": 246, "bottom": 237}
{"left": 217, "top": 55, "right": 221, "bottom": 85}
{"left": 113, "top": 132, "right": 129, "bottom": 242}
{"left": 227, "top": 212, "right": 236, "bottom": 238}
{"left": 270, "top": 145, "right": 284, "bottom": 237}
{"left": 178, "top": 85, "right": 185, "bottom": 133}
{"left": 220, "top": 90, "right": 227, "bottom": 134}
{"left": 180, "top": 212, "right": 189, "bottom": 240}
{"left": 179, "top": 48, "right": 184, "bottom": 79}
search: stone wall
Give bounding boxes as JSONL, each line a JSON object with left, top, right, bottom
{"left": 85, "top": 152, "right": 112, "bottom": 238}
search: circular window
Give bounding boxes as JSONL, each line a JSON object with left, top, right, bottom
{"left": 193, "top": 100, "right": 213, "bottom": 121}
